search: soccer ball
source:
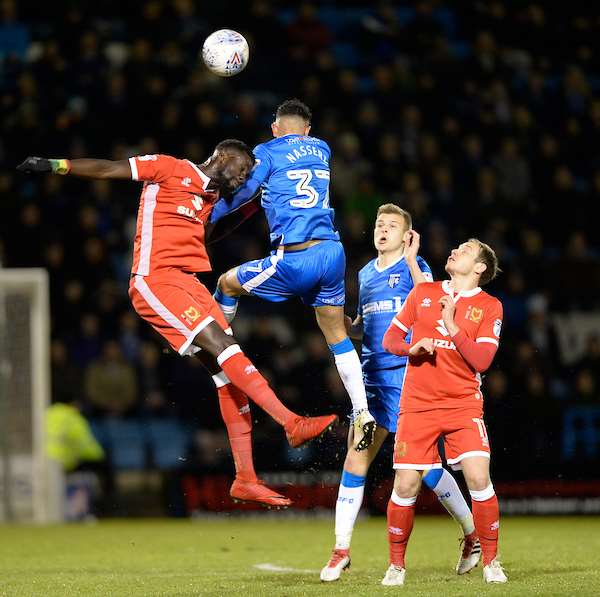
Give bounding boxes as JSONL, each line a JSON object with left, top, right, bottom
{"left": 201, "top": 29, "right": 249, "bottom": 77}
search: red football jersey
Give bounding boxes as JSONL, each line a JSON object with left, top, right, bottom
{"left": 129, "top": 154, "right": 218, "bottom": 276}
{"left": 391, "top": 280, "right": 503, "bottom": 412}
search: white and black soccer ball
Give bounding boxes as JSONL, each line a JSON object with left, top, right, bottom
{"left": 201, "top": 29, "right": 249, "bottom": 77}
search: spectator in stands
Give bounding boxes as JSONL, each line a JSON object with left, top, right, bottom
{"left": 573, "top": 370, "right": 599, "bottom": 405}
{"left": 50, "top": 339, "right": 82, "bottom": 405}
{"left": 84, "top": 340, "right": 138, "bottom": 416}
{"left": 137, "top": 341, "right": 168, "bottom": 416}
{"left": 575, "top": 335, "right": 600, "bottom": 373}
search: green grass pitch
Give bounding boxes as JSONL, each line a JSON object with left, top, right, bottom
{"left": 1, "top": 516, "right": 599, "bottom": 596}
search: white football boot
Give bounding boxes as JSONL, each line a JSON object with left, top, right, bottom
{"left": 320, "top": 548, "right": 350, "bottom": 582}
{"left": 381, "top": 565, "right": 406, "bottom": 586}
{"left": 456, "top": 534, "right": 481, "bottom": 574}
{"left": 353, "top": 409, "right": 376, "bottom": 451}
{"left": 483, "top": 558, "right": 508, "bottom": 583}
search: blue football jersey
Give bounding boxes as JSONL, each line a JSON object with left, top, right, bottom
{"left": 227, "top": 134, "right": 340, "bottom": 245}
{"left": 358, "top": 255, "right": 432, "bottom": 373}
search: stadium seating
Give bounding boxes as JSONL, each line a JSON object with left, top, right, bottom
{"left": 89, "top": 418, "right": 191, "bottom": 471}
{"left": 562, "top": 406, "right": 600, "bottom": 460}
{"left": 146, "top": 419, "right": 191, "bottom": 470}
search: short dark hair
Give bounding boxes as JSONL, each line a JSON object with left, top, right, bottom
{"left": 214, "top": 139, "right": 254, "bottom": 162}
{"left": 470, "top": 238, "right": 501, "bottom": 285}
{"left": 275, "top": 98, "right": 312, "bottom": 123}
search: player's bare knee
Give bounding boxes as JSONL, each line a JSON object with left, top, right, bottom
{"left": 393, "top": 472, "right": 421, "bottom": 498}
{"left": 192, "top": 321, "right": 237, "bottom": 356}
{"left": 461, "top": 457, "right": 491, "bottom": 491}
{"left": 463, "top": 472, "right": 491, "bottom": 492}
{"left": 315, "top": 306, "right": 346, "bottom": 343}
{"left": 316, "top": 305, "right": 343, "bottom": 324}
{"left": 217, "top": 271, "right": 239, "bottom": 297}
{"left": 394, "top": 483, "right": 419, "bottom": 499}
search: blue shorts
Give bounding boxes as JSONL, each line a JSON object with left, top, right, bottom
{"left": 364, "top": 366, "right": 406, "bottom": 433}
{"left": 236, "top": 240, "right": 345, "bottom": 307}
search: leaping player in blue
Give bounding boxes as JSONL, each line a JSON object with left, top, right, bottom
{"left": 211, "top": 99, "right": 376, "bottom": 451}
{"left": 320, "top": 204, "right": 481, "bottom": 582}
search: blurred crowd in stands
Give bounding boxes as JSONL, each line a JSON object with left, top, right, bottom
{"left": 1, "top": 0, "right": 600, "bottom": 489}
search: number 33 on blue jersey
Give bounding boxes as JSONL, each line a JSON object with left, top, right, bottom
{"left": 287, "top": 168, "right": 330, "bottom": 208}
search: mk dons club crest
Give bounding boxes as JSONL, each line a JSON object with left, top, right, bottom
{"left": 388, "top": 274, "right": 401, "bottom": 288}
{"left": 182, "top": 306, "right": 201, "bottom": 325}
{"left": 468, "top": 306, "right": 484, "bottom": 323}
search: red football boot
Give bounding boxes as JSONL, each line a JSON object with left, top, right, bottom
{"left": 230, "top": 478, "right": 292, "bottom": 508}
{"left": 456, "top": 531, "right": 481, "bottom": 574}
{"left": 285, "top": 414, "right": 338, "bottom": 448}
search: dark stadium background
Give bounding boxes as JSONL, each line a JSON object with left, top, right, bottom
{"left": 1, "top": 0, "right": 599, "bottom": 517}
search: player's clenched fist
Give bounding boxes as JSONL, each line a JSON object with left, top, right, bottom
{"left": 17, "top": 157, "right": 71, "bottom": 175}
{"left": 403, "top": 229, "right": 420, "bottom": 261}
{"left": 409, "top": 337, "right": 435, "bottom": 356}
{"left": 439, "top": 295, "right": 459, "bottom": 336}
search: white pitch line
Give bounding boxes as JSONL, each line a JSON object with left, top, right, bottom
{"left": 254, "top": 563, "right": 318, "bottom": 574}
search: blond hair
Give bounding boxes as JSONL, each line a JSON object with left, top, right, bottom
{"left": 469, "top": 238, "right": 500, "bottom": 285}
{"left": 376, "top": 203, "right": 412, "bottom": 230}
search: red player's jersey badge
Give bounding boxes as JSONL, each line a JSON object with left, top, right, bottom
{"left": 468, "top": 307, "right": 484, "bottom": 323}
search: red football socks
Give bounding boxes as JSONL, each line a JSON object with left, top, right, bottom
{"left": 218, "top": 383, "right": 256, "bottom": 481}
{"left": 218, "top": 348, "right": 295, "bottom": 427}
{"left": 387, "top": 494, "right": 416, "bottom": 569}
{"left": 472, "top": 493, "right": 500, "bottom": 565}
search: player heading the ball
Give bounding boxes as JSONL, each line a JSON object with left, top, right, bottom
{"left": 211, "top": 99, "right": 377, "bottom": 451}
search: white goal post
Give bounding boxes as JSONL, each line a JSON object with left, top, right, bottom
{"left": 0, "top": 268, "right": 62, "bottom": 523}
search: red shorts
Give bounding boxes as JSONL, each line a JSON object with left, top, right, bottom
{"left": 129, "top": 270, "right": 229, "bottom": 356}
{"left": 393, "top": 407, "right": 491, "bottom": 471}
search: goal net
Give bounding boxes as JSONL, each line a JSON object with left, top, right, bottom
{"left": 0, "top": 268, "right": 62, "bottom": 523}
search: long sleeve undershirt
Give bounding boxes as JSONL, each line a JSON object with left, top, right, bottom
{"left": 382, "top": 324, "right": 497, "bottom": 373}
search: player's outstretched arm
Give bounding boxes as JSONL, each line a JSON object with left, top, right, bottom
{"left": 17, "top": 157, "right": 132, "bottom": 180}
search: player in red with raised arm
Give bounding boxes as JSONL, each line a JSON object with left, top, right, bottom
{"left": 379, "top": 239, "right": 507, "bottom": 586}
{"left": 17, "top": 143, "right": 337, "bottom": 508}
